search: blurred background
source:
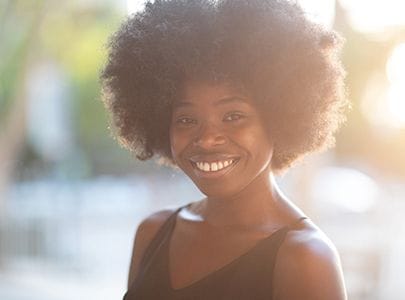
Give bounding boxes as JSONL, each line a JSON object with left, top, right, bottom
{"left": 1, "top": 0, "right": 405, "bottom": 299}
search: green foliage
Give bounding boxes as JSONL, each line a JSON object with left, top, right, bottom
{"left": 0, "top": 0, "right": 45, "bottom": 122}
{"left": 1, "top": 0, "right": 133, "bottom": 177}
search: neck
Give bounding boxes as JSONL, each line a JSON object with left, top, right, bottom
{"left": 199, "top": 172, "right": 284, "bottom": 229}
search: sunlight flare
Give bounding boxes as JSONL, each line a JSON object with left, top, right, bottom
{"left": 127, "top": 0, "right": 146, "bottom": 15}
{"left": 386, "top": 43, "right": 405, "bottom": 128}
{"left": 339, "top": 0, "right": 405, "bottom": 33}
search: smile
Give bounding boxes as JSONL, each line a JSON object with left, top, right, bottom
{"left": 191, "top": 159, "right": 238, "bottom": 173}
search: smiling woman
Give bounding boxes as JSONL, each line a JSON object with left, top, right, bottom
{"left": 170, "top": 82, "right": 274, "bottom": 199}
{"left": 100, "top": 0, "right": 349, "bottom": 299}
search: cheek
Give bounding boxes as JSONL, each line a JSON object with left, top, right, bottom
{"left": 246, "top": 129, "right": 274, "bottom": 163}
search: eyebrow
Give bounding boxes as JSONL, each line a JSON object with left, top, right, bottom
{"left": 173, "top": 96, "right": 249, "bottom": 109}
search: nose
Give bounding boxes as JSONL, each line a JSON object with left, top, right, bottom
{"left": 193, "top": 122, "right": 227, "bottom": 149}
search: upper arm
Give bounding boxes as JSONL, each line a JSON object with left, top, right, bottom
{"left": 272, "top": 227, "right": 347, "bottom": 300}
{"left": 127, "top": 209, "right": 175, "bottom": 289}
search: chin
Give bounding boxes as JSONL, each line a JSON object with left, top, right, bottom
{"left": 191, "top": 178, "right": 246, "bottom": 200}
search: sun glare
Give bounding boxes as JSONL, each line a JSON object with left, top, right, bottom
{"left": 386, "top": 43, "right": 405, "bottom": 84}
{"left": 127, "top": 0, "right": 145, "bottom": 15}
{"left": 386, "top": 43, "right": 405, "bottom": 128}
{"left": 387, "top": 85, "right": 405, "bottom": 128}
{"left": 339, "top": 0, "right": 405, "bottom": 33}
{"left": 298, "top": 0, "right": 336, "bottom": 28}
{"left": 361, "top": 43, "right": 405, "bottom": 129}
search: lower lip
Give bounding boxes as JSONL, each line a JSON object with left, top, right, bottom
{"left": 190, "top": 160, "right": 240, "bottom": 179}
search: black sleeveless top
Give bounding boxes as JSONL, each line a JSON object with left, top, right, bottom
{"left": 124, "top": 204, "right": 307, "bottom": 300}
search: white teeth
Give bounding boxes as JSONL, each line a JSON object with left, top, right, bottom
{"left": 194, "top": 159, "right": 236, "bottom": 172}
{"left": 211, "top": 162, "right": 218, "bottom": 171}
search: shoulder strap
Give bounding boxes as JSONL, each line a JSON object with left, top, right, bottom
{"left": 261, "top": 217, "right": 307, "bottom": 295}
{"left": 136, "top": 204, "right": 187, "bottom": 278}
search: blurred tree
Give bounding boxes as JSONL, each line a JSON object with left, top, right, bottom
{"left": 0, "top": 0, "right": 46, "bottom": 212}
{"left": 0, "top": 0, "right": 136, "bottom": 195}
{"left": 0, "top": 0, "right": 134, "bottom": 270}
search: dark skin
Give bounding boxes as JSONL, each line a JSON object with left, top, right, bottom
{"left": 127, "top": 82, "right": 347, "bottom": 299}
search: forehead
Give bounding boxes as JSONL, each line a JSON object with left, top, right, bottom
{"left": 173, "top": 81, "right": 254, "bottom": 108}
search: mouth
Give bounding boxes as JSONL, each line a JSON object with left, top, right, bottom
{"left": 189, "top": 157, "right": 240, "bottom": 178}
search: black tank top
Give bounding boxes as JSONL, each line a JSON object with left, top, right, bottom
{"left": 124, "top": 204, "right": 307, "bottom": 300}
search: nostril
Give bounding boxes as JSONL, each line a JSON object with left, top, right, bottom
{"left": 193, "top": 134, "right": 226, "bottom": 147}
{"left": 193, "top": 124, "right": 226, "bottom": 147}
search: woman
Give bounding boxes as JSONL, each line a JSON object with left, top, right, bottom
{"left": 101, "top": 0, "right": 349, "bottom": 299}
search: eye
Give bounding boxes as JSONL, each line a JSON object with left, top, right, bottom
{"left": 175, "top": 116, "right": 197, "bottom": 125}
{"left": 223, "top": 112, "right": 246, "bottom": 122}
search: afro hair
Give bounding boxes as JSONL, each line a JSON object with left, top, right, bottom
{"left": 101, "top": 0, "right": 348, "bottom": 174}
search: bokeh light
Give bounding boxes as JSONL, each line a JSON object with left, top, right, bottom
{"left": 387, "top": 84, "right": 405, "bottom": 128}
{"left": 298, "top": 0, "right": 336, "bottom": 28}
{"left": 311, "top": 167, "right": 378, "bottom": 213}
{"left": 339, "top": 0, "right": 405, "bottom": 33}
{"left": 360, "top": 42, "right": 405, "bottom": 129}
{"left": 386, "top": 43, "right": 405, "bottom": 83}
{"left": 386, "top": 42, "right": 405, "bottom": 129}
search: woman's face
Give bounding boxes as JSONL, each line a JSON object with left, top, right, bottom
{"left": 170, "top": 81, "right": 274, "bottom": 199}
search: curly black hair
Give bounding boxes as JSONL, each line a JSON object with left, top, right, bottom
{"left": 100, "top": 0, "right": 348, "bottom": 174}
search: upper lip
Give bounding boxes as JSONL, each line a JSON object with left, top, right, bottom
{"left": 188, "top": 154, "right": 240, "bottom": 163}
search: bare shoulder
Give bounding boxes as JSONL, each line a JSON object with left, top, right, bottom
{"left": 127, "top": 208, "right": 178, "bottom": 289}
{"left": 272, "top": 220, "right": 347, "bottom": 300}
